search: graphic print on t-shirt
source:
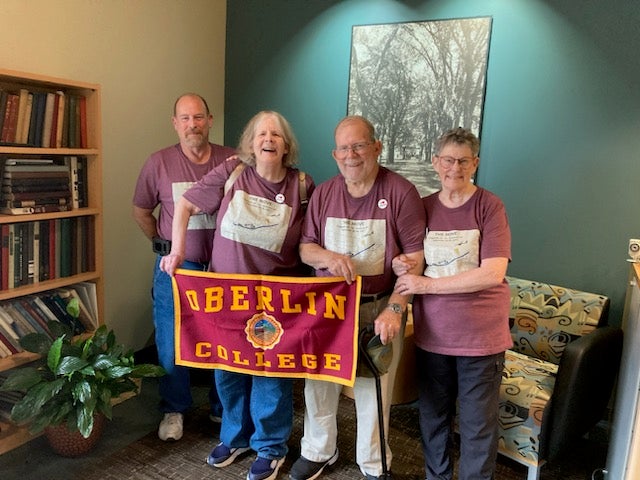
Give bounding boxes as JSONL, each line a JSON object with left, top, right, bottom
{"left": 220, "top": 190, "right": 292, "bottom": 253}
{"left": 325, "top": 217, "right": 386, "bottom": 276}
{"left": 424, "top": 229, "right": 480, "bottom": 278}
{"left": 173, "top": 181, "right": 216, "bottom": 231}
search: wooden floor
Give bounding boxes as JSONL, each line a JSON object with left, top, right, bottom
{"left": 0, "top": 378, "right": 610, "bottom": 480}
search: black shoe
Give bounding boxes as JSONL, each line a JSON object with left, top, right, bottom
{"left": 289, "top": 449, "right": 338, "bottom": 480}
{"left": 365, "top": 473, "right": 392, "bottom": 480}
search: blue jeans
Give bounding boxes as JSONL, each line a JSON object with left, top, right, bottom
{"left": 216, "top": 369, "right": 293, "bottom": 459}
{"left": 152, "top": 256, "right": 222, "bottom": 416}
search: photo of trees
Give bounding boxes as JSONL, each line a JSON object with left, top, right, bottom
{"left": 347, "top": 17, "right": 492, "bottom": 196}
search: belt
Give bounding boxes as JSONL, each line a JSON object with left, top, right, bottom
{"left": 360, "top": 289, "right": 393, "bottom": 305}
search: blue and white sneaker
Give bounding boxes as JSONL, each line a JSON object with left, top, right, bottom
{"left": 206, "top": 442, "right": 250, "bottom": 467}
{"left": 247, "top": 456, "right": 285, "bottom": 480}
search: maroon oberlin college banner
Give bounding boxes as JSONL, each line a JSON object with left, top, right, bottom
{"left": 171, "top": 269, "right": 362, "bottom": 387}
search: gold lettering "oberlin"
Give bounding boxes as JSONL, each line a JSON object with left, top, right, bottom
{"left": 194, "top": 343, "right": 342, "bottom": 371}
{"left": 184, "top": 286, "right": 346, "bottom": 320}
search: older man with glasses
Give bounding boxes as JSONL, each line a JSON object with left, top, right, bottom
{"left": 289, "top": 115, "right": 426, "bottom": 480}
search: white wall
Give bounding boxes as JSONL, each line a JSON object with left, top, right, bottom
{"left": 0, "top": 0, "right": 228, "bottom": 350}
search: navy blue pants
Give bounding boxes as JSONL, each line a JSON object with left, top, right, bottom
{"left": 416, "top": 348, "right": 504, "bottom": 480}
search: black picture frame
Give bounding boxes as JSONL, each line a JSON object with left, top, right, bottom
{"left": 347, "top": 16, "right": 492, "bottom": 196}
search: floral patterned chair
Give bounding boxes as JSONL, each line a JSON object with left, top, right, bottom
{"left": 498, "top": 276, "right": 623, "bottom": 480}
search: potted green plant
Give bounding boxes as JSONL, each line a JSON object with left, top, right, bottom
{"left": 0, "top": 299, "right": 165, "bottom": 456}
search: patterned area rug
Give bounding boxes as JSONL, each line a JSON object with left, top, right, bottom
{"left": 79, "top": 380, "right": 608, "bottom": 480}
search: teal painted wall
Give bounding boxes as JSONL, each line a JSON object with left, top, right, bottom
{"left": 225, "top": 0, "right": 640, "bottom": 325}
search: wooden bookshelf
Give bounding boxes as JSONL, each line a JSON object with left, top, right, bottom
{"left": 0, "top": 69, "right": 103, "bottom": 454}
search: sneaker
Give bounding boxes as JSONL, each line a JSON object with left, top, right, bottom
{"left": 289, "top": 449, "right": 339, "bottom": 480}
{"left": 158, "top": 412, "right": 183, "bottom": 441}
{"left": 247, "top": 456, "right": 285, "bottom": 480}
{"left": 206, "top": 442, "right": 251, "bottom": 467}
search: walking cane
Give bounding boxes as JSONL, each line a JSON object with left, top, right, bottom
{"left": 359, "top": 324, "right": 392, "bottom": 479}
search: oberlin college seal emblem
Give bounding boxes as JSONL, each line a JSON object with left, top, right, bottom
{"left": 245, "top": 312, "right": 284, "bottom": 350}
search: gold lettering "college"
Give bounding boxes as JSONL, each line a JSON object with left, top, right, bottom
{"left": 183, "top": 286, "right": 347, "bottom": 320}
{"left": 194, "top": 343, "right": 342, "bottom": 371}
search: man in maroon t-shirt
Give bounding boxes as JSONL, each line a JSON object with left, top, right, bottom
{"left": 290, "top": 115, "right": 426, "bottom": 480}
{"left": 132, "top": 93, "right": 234, "bottom": 442}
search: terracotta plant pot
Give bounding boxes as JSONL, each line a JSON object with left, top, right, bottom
{"left": 44, "top": 414, "right": 107, "bottom": 457}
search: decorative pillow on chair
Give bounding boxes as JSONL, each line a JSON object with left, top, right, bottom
{"left": 498, "top": 350, "right": 558, "bottom": 464}
{"left": 507, "top": 277, "right": 606, "bottom": 365}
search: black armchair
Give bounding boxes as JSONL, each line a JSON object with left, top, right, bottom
{"left": 498, "top": 277, "right": 623, "bottom": 480}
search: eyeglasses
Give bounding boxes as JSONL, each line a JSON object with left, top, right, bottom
{"left": 334, "top": 142, "right": 373, "bottom": 158}
{"left": 436, "top": 155, "right": 475, "bottom": 169}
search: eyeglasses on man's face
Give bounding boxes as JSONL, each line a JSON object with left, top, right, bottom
{"left": 436, "top": 155, "right": 475, "bottom": 169}
{"left": 334, "top": 141, "right": 374, "bottom": 158}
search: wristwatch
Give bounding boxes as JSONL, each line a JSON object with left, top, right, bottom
{"left": 386, "top": 303, "right": 403, "bottom": 314}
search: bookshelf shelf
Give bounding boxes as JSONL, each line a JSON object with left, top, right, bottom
{"left": 0, "top": 207, "right": 101, "bottom": 223}
{"left": 0, "top": 271, "right": 101, "bottom": 302}
{"left": 0, "top": 69, "right": 103, "bottom": 455}
{"left": 0, "top": 147, "right": 100, "bottom": 156}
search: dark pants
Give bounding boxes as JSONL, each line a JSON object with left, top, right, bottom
{"left": 416, "top": 348, "right": 504, "bottom": 480}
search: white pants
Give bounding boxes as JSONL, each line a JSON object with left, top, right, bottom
{"left": 300, "top": 299, "right": 406, "bottom": 477}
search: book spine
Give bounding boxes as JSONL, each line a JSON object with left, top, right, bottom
{"left": 14, "top": 89, "right": 30, "bottom": 144}
{"left": 1, "top": 94, "right": 13, "bottom": 142}
{"left": 39, "top": 221, "right": 49, "bottom": 281}
{"left": 0, "top": 207, "right": 35, "bottom": 215}
{"left": 65, "top": 94, "right": 75, "bottom": 148}
{"left": 13, "top": 299, "right": 47, "bottom": 335}
{"left": 2, "top": 94, "right": 19, "bottom": 144}
{"left": 79, "top": 95, "right": 88, "bottom": 148}
{"left": 2, "top": 165, "right": 69, "bottom": 173}
{"left": 23, "top": 297, "right": 52, "bottom": 336}
{"left": 13, "top": 224, "right": 24, "bottom": 287}
{"left": 31, "top": 295, "right": 58, "bottom": 324}
{"left": 47, "top": 293, "right": 84, "bottom": 335}
{"left": 0, "top": 305, "right": 21, "bottom": 350}
{"left": 20, "top": 93, "right": 33, "bottom": 146}
{"left": 24, "top": 222, "right": 33, "bottom": 284}
{"left": 55, "top": 91, "right": 65, "bottom": 148}
{"left": 27, "top": 92, "right": 39, "bottom": 146}
{"left": 2, "top": 303, "right": 34, "bottom": 337}
{"left": 67, "top": 156, "right": 79, "bottom": 209}
{"left": 54, "top": 219, "right": 61, "bottom": 279}
{"left": 3, "top": 183, "right": 70, "bottom": 193}
{"left": 7, "top": 225, "right": 14, "bottom": 289}
{"left": 59, "top": 218, "right": 72, "bottom": 278}
{"left": 3, "top": 190, "right": 71, "bottom": 201}
{"left": 50, "top": 219, "right": 57, "bottom": 280}
{"left": 32, "top": 92, "right": 46, "bottom": 147}
{"left": 1, "top": 225, "right": 9, "bottom": 290}
{"left": 31, "top": 222, "right": 39, "bottom": 284}
{"left": 0, "top": 89, "right": 7, "bottom": 136}
{"left": 78, "top": 156, "right": 88, "bottom": 208}
{"left": 0, "top": 329, "right": 18, "bottom": 355}
{"left": 41, "top": 92, "right": 55, "bottom": 147}
{"left": 3, "top": 170, "right": 70, "bottom": 178}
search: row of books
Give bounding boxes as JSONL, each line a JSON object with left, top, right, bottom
{"left": 0, "top": 282, "right": 98, "bottom": 360}
{"left": 0, "top": 216, "right": 95, "bottom": 290}
{"left": 1, "top": 156, "right": 87, "bottom": 215}
{"left": 0, "top": 87, "right": 87, "bottom": 148}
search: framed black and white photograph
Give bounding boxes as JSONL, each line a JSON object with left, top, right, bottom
{"left": 347, "top": 17, "right": 492, "bottom": 196}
